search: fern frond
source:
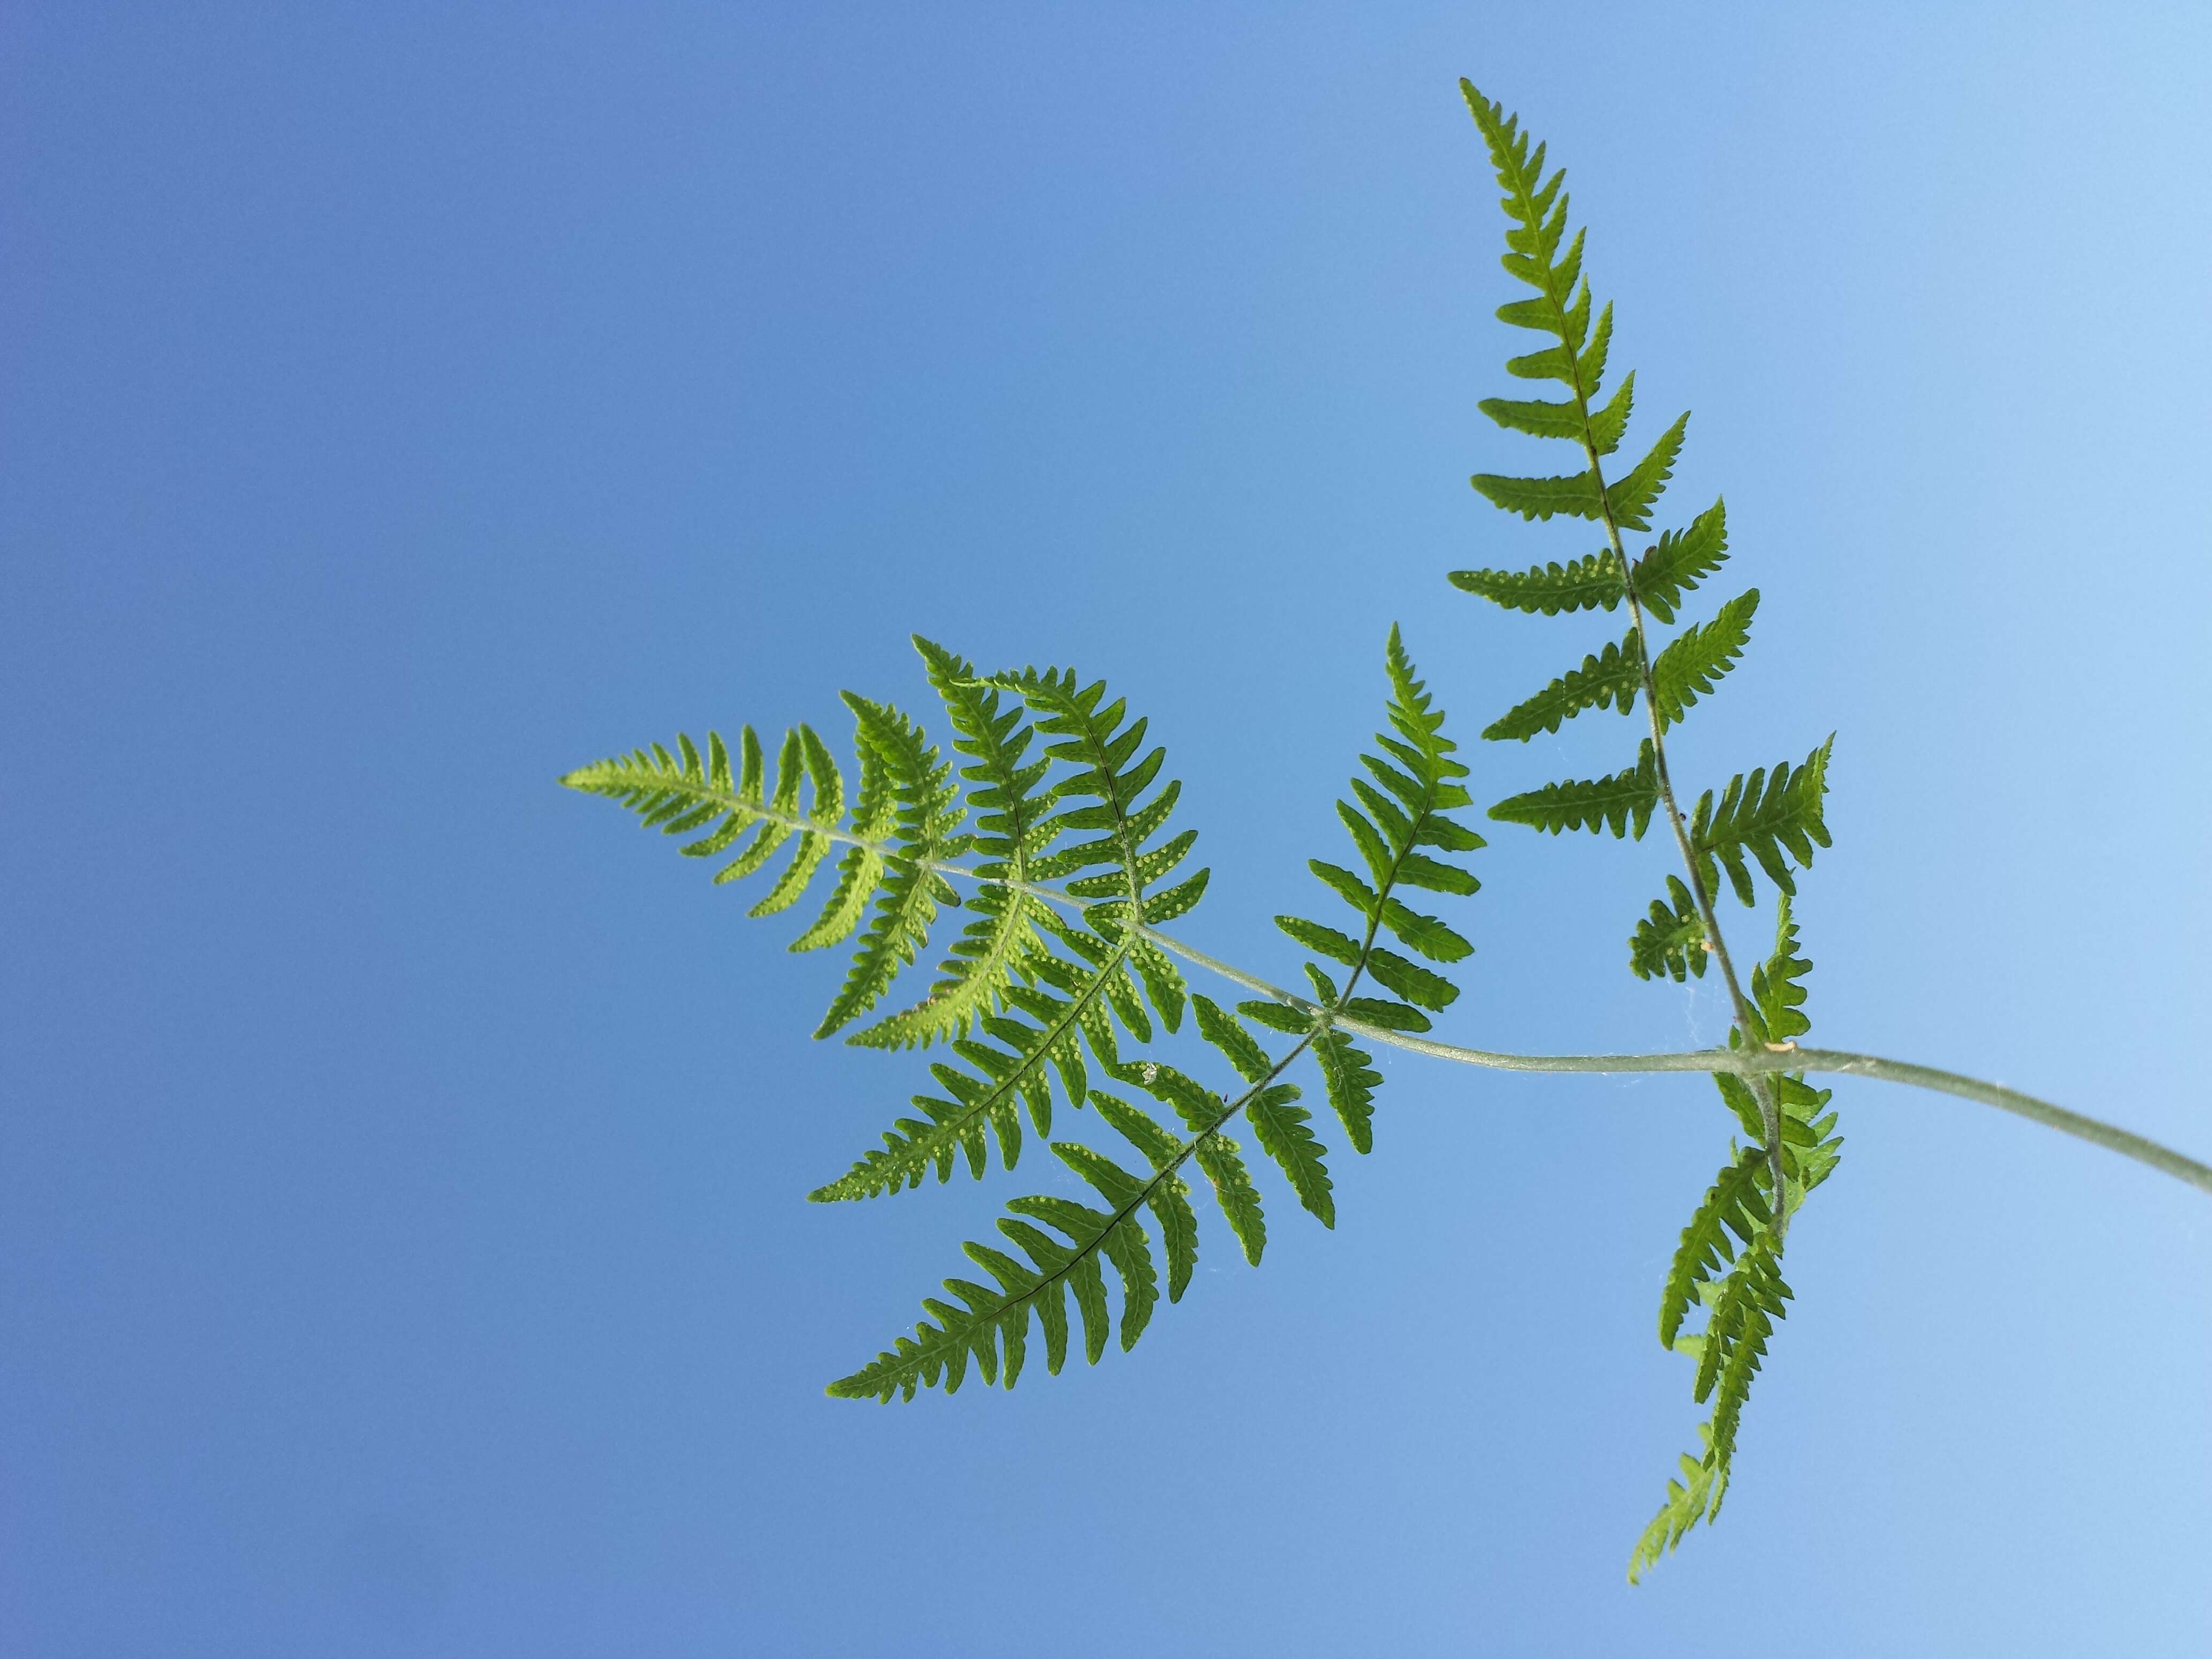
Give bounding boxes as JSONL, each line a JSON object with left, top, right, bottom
{"left": 829, "top": 1006, "right": 1357, "bottom": 1403}
{"left": 1628, "top": 498, "right": 1728, "bottom": 625}
{"left": 847, "top": 885, "right": 1045, "bottom": 1050}
{"left": 996, "top": 666, "right": 1206, "bottom": 943}
{"left": 1191, "top": 1130, "right": 1267, "bottom": 1265}
{"left": 562, "top": 719, "right": 888, "bottom": 949}
{"left": 1192, "top": 992, "right": 1272, "bottom": 1083}
{"left": 1469, "top": 468, "right": 1605, "bottom": 522}
{"left": 1481, "top": 632, "right": 1641, "bottom": 742}
{"left": 1463, "top": 86, "right": 1577, "bottom": 320}
{"left": 1627, "top": 1424, "right": 1722, "bottom": 1583}
{"left": 827, "top": 1140, "right": 1164, "bottom": 1401}
{"left": 1310, "top": 1025, "right": 1381, "bottom": 1154}
{"left": 791, "top": 729, "right": 894, "bottom": 951}
{"left": 814, "top": 695, "right": 969, "bottom": 1038}
{"left": 1586, "top": 369, "right": 1635, "bottom": 456}
{"left": 1649, "top": 589, "right": 1758, "bottom": 731}
{"left": 1101, "top": 1057, "right": 1269, "bottom": 1264}
{"left": 1630, "top": 1225, "right": 1791, "bottom": 1572}
{"left": 1489, "top": 738, "right": 1656, "bottom": 838}
{"left": 1713, "top": 1071, "right": 1843, "bottom": 1194}
{"left": 1267, "top": 630, "right": 1482, "bottom": 1151}
{"left": 1605, "top": 412, "right": 1688, "bottom": 532}
{"left": 1244, "top": 1082, "right": 1333, "bottom": 1227}
{"left": 1687, "top": 737, "right": 1834, "bottom": 906}
{"left": 1630, "top": 875, "right": 1707, "bottom": 982}
{"left": 1695, "top": 1237, "right": 1791, "bottom": 1481}
{"left": 1193, "top": 996, "right": 1335, "bottom": 1227}
{"left": 1657, "top": 1148, "right": 1771, "bottom": 1348}
{"left": 1714, "top": 899, "right": 1844, "bottom": 1205}
{"left": 1290, "top": 628, "right": 1484, "bottom": 996}
{"left": 1090, "top": 1090, "right": 1201, "bottom": 1298}
{"left": 1746, "top": 893, "right": 1813, "bottom": 1045}
{"left": 914, "top": 636, "right": 1049, "bottom": 878}
{"left": 837, "top": 644, "right": 1058, "bottom": 1046}
{"left": 812, "top": 919, "right": 1156, "bottom": 1201}
{"left": 1447, "top": 551, "right": 1623, "bottom": 616}
{"left": 1476, "top": 393, "right": 1583, "bottom": 442}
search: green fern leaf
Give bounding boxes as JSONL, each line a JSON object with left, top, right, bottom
{"left": 913, "top": 636, "right": 1050, "bottom": 876}
{"left": 839, "top": 640, "right": 1060, "bottom": 1047}
{"left": 1245, "top": 1082, "right": 1335, "bottom": 1227}
{"left": 1628, "top": 498, "right": 1728, "bottom": 625}
{"left": 1469, "top": 467, "right": 1605, "bottom": 522}
{"left": 1312, "top": 1027, "right": 1380, "bottom": 1154}
{"left": 814, "top": 694, "right": 968, "bottom": 1038}
{"left": 1361, "top": 947, "right": 1459, "bottom": 1010}
{"left": 1339, "top": 996, "right": 1431, "bottom": 1033}
{"left": 1393, "top": 852, "right": 1475, "bottom": 898}
{"left": 1481, "top": 633, "right": 1641, "bottom": 741}
{"left": 1575, "top": 302, "right": 1615, "bottom": 399}
{"left": 1489, "top": 739, "right": 1657, "bottom": 839}
{"left": 1127, "top": 935, "right": 1187, "bottom": 1033}
{"left": 1657, "top": 1148, "right": 1772, "bottom": 1348}
{"left": 562, "top": 720, "right": 886, "bottom": 950}
{"left": 748, "top": 727, "right": 844, "bottom": 915}
{"left": 1090, "top": 1089, "right": 1186, "bottom": 1170}
{"left": 1116, "top": 1056, "right": 1221, "bottom": 1134}
{"left": 1447, "top": 551, "right": 1624, "bottom": 616}
{"left": 1698, "top": 1239, "right": 1791, "bottom": 1481}
{"left": 1688, "top": 736, "right": 1834, "bottom": 905}
{"left": 1476, "top": 393, "right": 1583, "bottom": 441}
{"left": 808, "top": 946, "right": 1139, "bottom": 1202}
{"left": 1605, "top": 412, "right": 1688, "bottom": 532}
{"left": 791, "top": 726, "right": 894, "bottom": 951}
{"left": 812, "top": 935, "right": 1164, "bottom": 1206}
{"left": 1378, "top": 898, "right": 1471, "bottom": 962}
{"left": 1308, "top": 858, "right": 1380, "bottom": 917}
{"left": 1747, "top": 893, "right": 1813, "bottom": 1045}
{"left": 1630, "top": 875, "right": 1707, "bottom": 982}
{"left": 1275, "top": 914, "right": 1364, "bottom": 967}
{"left": 1237, "top": 998, "right": 1318, "bottom": 1036}
{"left": 705, "top": 728, "right": 795, "bottom": 882}
{"left": 1650, "top": 588, "right": 1758, "bottom": 730}
{"left": 1586, "top": 369, "right": 1636, "bottom": 456}
{"left": 1627, "top": 1424, "right": 1722, "bottom": 1583}
{"left": 1192, "top": 1131, "right": 1267, "bottom": 1265}
{"left": 1283, "top": 629, "right": 1481, "bottom": 1051}
{"left": 847, "top": 884, "right": 1046, "bottom": 1049}
{"left": 1148, "top": 1176, "right": 1200, "bottom": 1302}
{"left": 1718, "top": 899, "right": 1845, "bottom": 1206}
{"left": 996, "top": 666, "right": 1207, "bottom": 962}
{"left": 828, "top": 1150, "right": 1173, "bottom": 1402}
{"left": 1191, "top": 993, "right": 1274, "bottom": 1085}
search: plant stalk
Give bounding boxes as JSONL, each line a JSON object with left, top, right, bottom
{"left": 607, "top": 748, "right": 2212, "bottom": 1200}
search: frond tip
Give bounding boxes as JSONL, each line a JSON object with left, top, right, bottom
{"left": 1627, "top": 1425, "right": 1723, "bottom": 1583}
{"left": 1280, "top": 626, "right": 1485, "bottom": 1050}
{"left": 560, "top": 718, "right": 883, "bottom": 950}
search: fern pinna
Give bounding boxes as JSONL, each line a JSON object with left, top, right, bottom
{"left": 564, "top": 81, "right": 2212, "bottom": 1579}
{"left": 565, "top": 630, "right": 1478, "bottom": 1400}
{"left": 1449, "top": 83, "right": 1843, "bottom": 1575}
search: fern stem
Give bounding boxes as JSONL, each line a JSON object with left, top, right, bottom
{"left": 1544, "top": 313, "right": 1789, "bottom": 1211}
{"left": 1126, "top": 924, "right": 2212, "bottom": 1195}
{"left": 695, "top": 777, "right": 2212, "bottom": 1199}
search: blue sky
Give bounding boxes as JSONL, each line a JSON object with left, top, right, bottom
{"left": 5, "top": 4, "right": 2209, "bottom": 1654}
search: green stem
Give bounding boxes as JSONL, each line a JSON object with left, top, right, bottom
{"left": 637, "top": 759, "right": 2212, "bottom": 1199}
{"left": 1129, "top": 922, "right": 2212, "bottom": 1198}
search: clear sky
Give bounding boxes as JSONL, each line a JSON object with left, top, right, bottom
{"left": 5, "top": 4, "right": 2209, "bottom": 1654}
